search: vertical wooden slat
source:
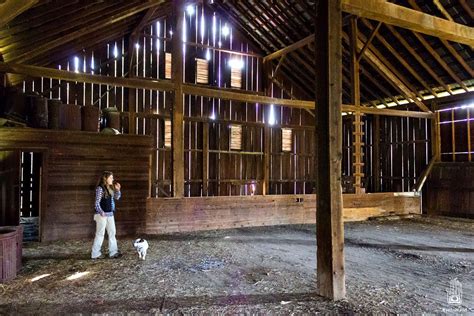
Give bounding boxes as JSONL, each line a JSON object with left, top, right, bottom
{"left": 451, "top": 108, "right": 456, "bottom": 161}
{"left": 431, "top": 102, "right": 440, "bottom": 163}
{"left": 262, "top": 59, "right": 272, "bottom": 195}
{"left": 128, "top": 36, "right": 137, "bottom": 135}
{"left": 468, "top": 108, "right": 471, "bottom": 162}
{"left": 315, "top": 0, "right": 345, "bottom": 300}
{"left": 203, "top": 121, "right": 209, "bottom": 196}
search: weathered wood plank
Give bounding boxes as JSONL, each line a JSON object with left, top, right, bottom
{"left": 341, "top": 0, "right": 474, "bottom": 47}
{"left": 145, "top": 193, "right": 421, "bottom": 234}
{"left": 314, "top": 0, "right": 345, "bottom": 300}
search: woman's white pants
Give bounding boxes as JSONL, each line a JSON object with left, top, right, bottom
{"left": 91, "top": 214, "right": 118, "bottom": 258}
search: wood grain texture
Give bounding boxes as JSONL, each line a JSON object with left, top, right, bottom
{"left": 0, "top": 128, "right": 152, "bottom": 241}
{"left": 145, "top": 193, "right": 421, "bottom": 234}
{"left": 426, "top": 162, "right": 474, "bottom": 218}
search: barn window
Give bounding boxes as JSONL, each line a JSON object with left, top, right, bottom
{"left": 164, "top": 119, "right": 172, "bottom": 148}
{"left": 229, "top": 59, "right": 243, "bottom": 89}
{"left": 230, "top": 124, "right": 242, "bottom": 150}
{"left": 195, "top": 58, "right": 209, "bottom": 84}
{"left": 282, "top": 128, "right": 292, "bottom": 152}
{"left": 165, "top": 53, "right": 172, "bottom": 79}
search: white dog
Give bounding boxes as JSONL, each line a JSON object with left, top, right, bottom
{"left": 133, "top": 238, "right": 149, "bottom": 260}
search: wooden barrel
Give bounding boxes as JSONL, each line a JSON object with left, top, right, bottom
{"left": 28, "top": 95, "right": 48, "bottom": 128}
{"left": 0, "top": 227, "right": 20, "bottom": 282}
{"left": 47, "top": 99, "right": 62, "bottom": 129}
{"left": 81, "top": 106, "right": 100, "bottom": 132}
{"left": 102, "top": 107, "right": 120, "bottom": 130}
{"left": 60, "top": 104, "right": 81, "bottom": 131}
{"left": 3, "top": 91, "right": 27, "bottom": 123}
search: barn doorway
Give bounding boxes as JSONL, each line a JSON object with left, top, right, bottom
{"left": 19, "top": 152, "right": 42, "bottom": 241}
{"left": 0, "top": 150, "right": 43, "bottom": 241}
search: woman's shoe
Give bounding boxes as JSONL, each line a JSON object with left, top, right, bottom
{"left": 110, "top": 252, "right": 123, "bottom": 259}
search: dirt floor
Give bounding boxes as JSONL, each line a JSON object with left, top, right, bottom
{"left": 0, "top": 216, "right": 473, "bottom": 314}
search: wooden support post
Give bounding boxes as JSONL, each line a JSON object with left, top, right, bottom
{"left": 262, "top": 60, "right": 272, "bottom": 195}
{"left": 373, "top": 115, "right": 381, "bottom": 192}
{"left": 202, "top": 122, "right": 209, "bottom": 196}
{"left": 350, "top": 16, "right": 364, "bottom": 194}
{"left": 263, "top": 125, "right": 271, "bottom": 195}
{"left": 315, "top": 0, "right": 345, "bottom": 300}
{"left": 171, "top": 0, "right": 184, "bottom": 197}
{"left": 430, "top": 103, "right": 441, "bottom": 161}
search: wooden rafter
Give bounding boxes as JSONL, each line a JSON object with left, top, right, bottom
{"left": 341, "top": 0, "right": 474, "bottom": 47}
{"left": 459, "top": 0, "right": 474, "bottom": 20}
{"left": 407, "top": 0, "right": 474, "bottom": 79}
{"left": 384, "top": 24, "right": 453, "bottom": 94}
{"left": 412, "top": 31, "right": 469, "bottom": 92}
{"left": 0, "top": 0, "right": 39, "bottom": 28}
{"left": 356, "top": 21, "right": 381, "bottom": 63}
{"left": 342, "top": 32, "right": 432, "bottom": 112}
{"left": 263, "top": 35, "right": 314, "bottom": 62}
{"left": 361, "top": 19, "right": 439, "bottom": 98}
{"left": 130, "top": 6, "right": 158, "bottom": 38}
{"left": 9, "top": 1, "right": 167, "bottom": 64}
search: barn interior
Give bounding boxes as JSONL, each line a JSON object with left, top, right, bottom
{"left": 0, "top": 0, "right": 473, "bottom": 313}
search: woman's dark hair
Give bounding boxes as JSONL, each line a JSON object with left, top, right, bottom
{"left": 97, "top": 171, "right": 114, "bottom": 196}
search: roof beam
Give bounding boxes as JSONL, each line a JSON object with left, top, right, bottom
{"left": 0, "top": 61, "right": 174, "bottom": 91}
{"left": 341, "top": 0, "right": 474, "bottom": 47}
{"left": 0, "top": 0, "right": 39, "bottom": 28}
{"left": 356, "top": 21, "right": 381, "bottom": 63}
{"left": 10, "top": 1, "right": 167, "bottom": 64}
{"left": 343, "top": 32, "right": 432, "bottom": 112}
{"left": 130, "top": 6, "right": 158, "bottom": 38}
{"left": 263, "top": 35, "right": 315, "bottom": 62}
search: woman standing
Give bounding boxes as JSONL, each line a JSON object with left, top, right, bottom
{"left": 91, "top": 171, "right": 122, "bottom": 259}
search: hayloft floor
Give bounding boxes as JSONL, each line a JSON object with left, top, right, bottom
{"left": 1, "top": 216, "right": 473, "bottom": 314}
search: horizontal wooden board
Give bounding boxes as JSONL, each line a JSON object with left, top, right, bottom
{"left": 145, "top": 193, "right": 421, "bottom": 234}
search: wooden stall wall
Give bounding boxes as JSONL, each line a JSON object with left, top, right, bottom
{"left": 424, "top": 101, "right": 474, "bottom": 218}
{"left": 0, "top": 128, "right": 152, "bottom": 242}
{"left": 146, "top": 193, "right": 421, "bottom": 234}
{"left": 425, "top": 162, "right": 474, "bottom": 218}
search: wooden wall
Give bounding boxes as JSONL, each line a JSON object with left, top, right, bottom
{"left": 425, "top": 162, "right": 474, "bottom": 219}
{"left": 0, "top": 128, "right": 152, "bottom": 241}
{"left": 342, "top": 114, "right": 431, "bottom": 193}
{"left": 145, "top": 193, "right": 421, "bottom": 234}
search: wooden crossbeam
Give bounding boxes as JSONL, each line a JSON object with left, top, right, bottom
{"left": 341, "top": 0, "right": 474, "bottom": 47}
{"left": 0, "top": 0, "right": 38, "bottom": 28}
{"left": 0, "top": 61, "right": 174, "bottom": 91}
{"left": 263, "top": 34, "right": 315, "bottom": 62}
{"left": 356, "top": 21, "right": 381, "bottom": 63}
{"left": 0, "top": 61, "right": 436, "bottom": 119}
